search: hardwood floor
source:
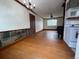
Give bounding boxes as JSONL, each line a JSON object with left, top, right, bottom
{"left": 0, "top": 31, "right": 74, "bottom": 59}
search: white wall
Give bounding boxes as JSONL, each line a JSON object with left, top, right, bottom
{"left": 43, "top": 17, "right": 63, "bottom": 29}
{"left": 0, "top": 0, "right": 43, "bottom": 32}
{"left": 0, "top": 0, "right": 30, "bottom": 31}
{"left": 35, "top": 16, "right": 43, "bottom": 32}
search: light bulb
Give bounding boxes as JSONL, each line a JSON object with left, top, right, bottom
{"left": 27, "top": 5, "right": 29, "bottom": 8}
{"left": 23, "top": 0, "right": 26, "bottom": 4}
{"left": 30, "top": 5, "right": 33, "bottom": 9}
{"left": 33, "top": 4, "right": 35, "bottom": 7}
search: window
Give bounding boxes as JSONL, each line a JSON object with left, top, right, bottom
{"left": 47, "top": 19, "right": 57, "bottom": 26}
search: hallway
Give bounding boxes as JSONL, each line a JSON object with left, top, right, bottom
{"left": 0, "top": 31, "right": 74, "bottom": 59}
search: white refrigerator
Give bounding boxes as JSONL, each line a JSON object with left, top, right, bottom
{"left": 75, "top": 32, "right": 79, "bottom": 59}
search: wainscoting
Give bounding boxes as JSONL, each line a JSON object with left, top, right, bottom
{"left": 0, "top": 29, "right": 33, "bottom": 48}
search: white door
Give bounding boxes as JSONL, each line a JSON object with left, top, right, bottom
{"left": 75, "top": 32, "right": 79, "bottom": 59}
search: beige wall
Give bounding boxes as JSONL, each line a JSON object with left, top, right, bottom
{"left": 43, "top": 17, "right": 63, "bottom": 29}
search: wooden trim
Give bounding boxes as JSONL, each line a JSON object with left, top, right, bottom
{"left": 15, "top": 0, "right": 43, "bottom": 19}
{"left": 35, "top": 30, "right": 43, "bottom": 34}
{"left": 43, "top": 16, "right": 63, "bottom": 20}
{"left": 67, "top": 17, "right": 79, "bottom": 19}
{"left": 15, "top": 0, "right": 35, "bottom": 13}
{"left": 0, "top": 28, "right": 30, "bottom": 33}
{"left": 61, "top": 0, "right": 66, "bottom": 37}
{"left": 62, "top": 0, "right": 66, "bottom": 26}
{"left": 43, "top": 29, "right": 57, "bottom": 31}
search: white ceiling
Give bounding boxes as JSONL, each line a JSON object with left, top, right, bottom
{"left": 25, "top": 0, "right": 65, "bottom": 18}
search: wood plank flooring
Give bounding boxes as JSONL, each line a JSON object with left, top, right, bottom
{"left": 0, "top": 31, "right": 74, "bottom": 59}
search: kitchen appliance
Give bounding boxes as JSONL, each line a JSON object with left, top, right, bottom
{"left": 64, "top": 7, "right": 79, "bottom": 49}
{"left": 64, "top": 24, "right": 79, "bottom": 48}
{"left": 75, "top": 31, "right": 79, "bottom": 59}
{"left": 65, "top": 7, "right": 79, "bottom": 18}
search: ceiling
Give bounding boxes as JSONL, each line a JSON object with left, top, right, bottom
{"left": 24, "top": 0, "right": 65, "bottom": 18}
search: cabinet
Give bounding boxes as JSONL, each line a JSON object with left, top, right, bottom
{"left": 66, "top": 0, "right": 79, "bottom": 10}
{"left": 64, "top": 26, "right": 79, "bottom": 48}
{"left": 70, "top": 0, "right": 79, "bottom": 8}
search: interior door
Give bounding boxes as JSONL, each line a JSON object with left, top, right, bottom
{"left": 29, "top": 14, "right": 35, "bottom": 34}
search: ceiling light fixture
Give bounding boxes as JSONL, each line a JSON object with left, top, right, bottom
{"left": 50, "top": 13, "right": 53, "bottom": 19}
{"left": 23, "top": 0, "right": 35, "bottom": 9}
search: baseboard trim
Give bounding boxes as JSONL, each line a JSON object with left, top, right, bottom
{"left": 35, "top": 30, "right": 43, "bottom": 34}
{"left": 43, "top": 29, "right": 57, "bottom": 31}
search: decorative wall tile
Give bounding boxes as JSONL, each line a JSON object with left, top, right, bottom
{"left": 0, "top": 29, "right": 31, "bottom": 48}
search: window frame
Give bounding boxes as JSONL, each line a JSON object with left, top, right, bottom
{"left": 47, "top": 19, "right": 57, "bottom": 26}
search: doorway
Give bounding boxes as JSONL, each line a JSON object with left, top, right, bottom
{"left": 29, "top": 14, "right": 36, "bottom": 35}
